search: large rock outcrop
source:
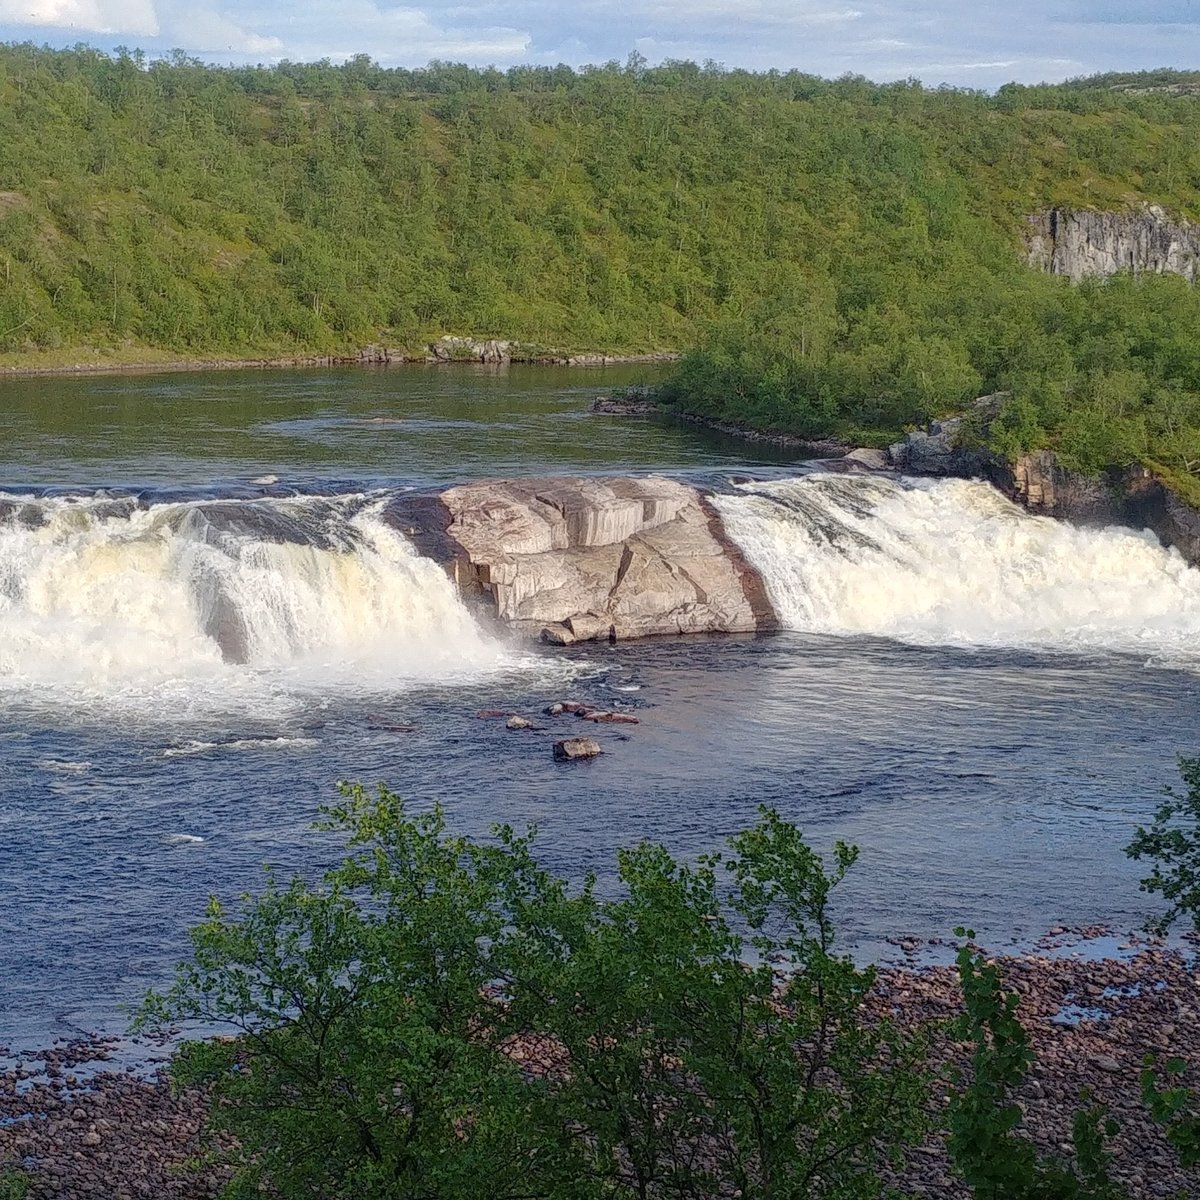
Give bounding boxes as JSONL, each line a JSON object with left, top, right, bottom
{"left": 424, "top": 476, "right": 777, "bottom": 642}
{"left": 1027, "top": 207, "right": 1200, "bottom": 283}
{"left": 887, "top": 417, "right": 993, "bottom": 477}
{"left": 993, "top": 452, "right": 1200, "bottom": 566}
{"left": 885, "top": 395, "right": 1006, "bottom": 477}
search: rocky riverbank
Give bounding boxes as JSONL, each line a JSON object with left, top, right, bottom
{"left": 883, "top": 405, "right": 1200, "bottom": 568}
{"left": 591, "top": 392, "right": 849, "bottom": 456}
{"left": 3, "top": 945, "right": 1196, "bottom": 1199}
{"left": 0, "top": 338, "right": 679, "bottom": 379}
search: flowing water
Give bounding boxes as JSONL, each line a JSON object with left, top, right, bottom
{"left": 1, "top": 365, "right": 1198, "bottom": 1048}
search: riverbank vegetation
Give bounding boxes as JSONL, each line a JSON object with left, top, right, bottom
{"left": 657, "top": 267, "right": 1200, "bottom": 482}
{"left": 132, "top": 771, "right": 1200, "bottom": 1199}
{"left": 0, "top": 46, "right": 1197, "bottom": 374}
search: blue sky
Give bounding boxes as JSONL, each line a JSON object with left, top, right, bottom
{"left": 0, "top": 0, "right": 1195, "bottom": 87}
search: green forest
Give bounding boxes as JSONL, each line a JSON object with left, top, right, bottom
{"left": 0, "top": 46, "right": 1198, "bottom": 476}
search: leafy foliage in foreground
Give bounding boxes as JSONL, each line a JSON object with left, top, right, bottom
{"left": 138, "top": 784, "right": 929, "bottom": 1199}
{"left": 1126, "top": 757, "right": 1200, "bottom": 1169}
{"left": 139, "top": 759, "right": 1200, "bottom": 1199}
{"left": 0, "top": 46, "right": 1197, "bottom": 365}
{"left": 0, "top": 1168, "right": 29, "bottom": 1200}
{"left": 1128, "top": 757, "right": 1200, "bottom": 936}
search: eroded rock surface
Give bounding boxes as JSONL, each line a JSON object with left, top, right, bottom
{"left": 996, "top": 452, "right": 1200, "bottom": 566}
{"left": 1027, "top": 206, "right": 1200, "bottom": 283}
{"left": 437, "top": 476, "right": 776, "bottom": 641}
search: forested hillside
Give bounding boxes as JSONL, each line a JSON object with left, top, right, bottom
{"left": 0, "top": 45, "right": 1197, "bottom": 370}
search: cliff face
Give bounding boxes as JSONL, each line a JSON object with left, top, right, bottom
{"left": 992, "top": 452, "right": 1200, "bottom": 566}
{"left": 1027, "top": 207, "right": 1200, "bottom": 283}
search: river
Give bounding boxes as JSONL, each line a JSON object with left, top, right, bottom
{"left": 1, "top": 364, "right": 1196, "bottom": 1049}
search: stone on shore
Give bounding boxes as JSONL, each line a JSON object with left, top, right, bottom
{"left": 842, "top": 447, "right": 889, "bottom": 470}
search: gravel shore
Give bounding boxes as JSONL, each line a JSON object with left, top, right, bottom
{"left": 3, "top": 943, "right": 1196, "bottom": 1198}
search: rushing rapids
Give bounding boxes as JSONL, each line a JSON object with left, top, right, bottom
{"left": 712, "top": 473, "right": 1200, "bottom": 664}
{"left": 4, "top": 368, "right": 1200, "bottom": 1055}
{"left": 0, "top": 491, "right": 512, "bottom": 715}
{"left": 3, "top": 472, "right": 1200, "bottom": 719}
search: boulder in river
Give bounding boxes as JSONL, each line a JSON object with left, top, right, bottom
{"left": 842, "top": 447, "right": 889, "bottom": 470}
{"left": 578, "top": 710, "right": 639, "bottom": 724}
{"left": 437, "top": 475, "right": 776, "bottom": 641}
{"left": 553, "top": 736, "right": 602, "bottom": 761}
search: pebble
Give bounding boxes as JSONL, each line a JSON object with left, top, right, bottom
{"left": 3, "top": 949, "right": 1198, "bottom": 1197}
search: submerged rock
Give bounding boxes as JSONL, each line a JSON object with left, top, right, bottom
{"left": 553, "top": 736, "right": 602, "bottom": 761}
{"left": 591, "top": 389, "right": 659, "bottom": 415}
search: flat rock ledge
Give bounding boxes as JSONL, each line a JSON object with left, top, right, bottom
{"left": 390, "top": 476, "right": 777, "bottom": 643}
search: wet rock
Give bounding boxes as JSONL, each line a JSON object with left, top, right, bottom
{"left": 438, "top": 475, "right": 774, "bottom": 641}
{"left": 990, "top": 453, "right": 1200, "bottom": 568}
{"left": 591, "top": 390, "right": 659, "bottom": 416}
{"left": 577, "top": 710, "right": 639, "bottom": 724}
{"left": 553, "top": 737, "right": 602, "bottom": 761}
{"left": 505, "top": 715, "right": 533, "bottom": 730}
{"left": 843, "top": 447, "right": 890, "bottom": 470}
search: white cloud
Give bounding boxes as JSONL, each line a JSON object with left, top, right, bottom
{"left": 0, "top": 0, "right": 157, "bottom": 35}
{"left": 158, "top": 4, "right": 281, "bottom": 54}
{"left": 229, "top": 0, "right": 531, "bottom": 64}
{"left": 0, "top": 0, "right": 1194, "bottom": 85}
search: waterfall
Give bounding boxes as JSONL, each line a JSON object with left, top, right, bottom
{"left": 0, "top": 492, "right": 514, "bottom": 715}
{"left": 713, "top": 473, "right": 1200, "bottom": 664}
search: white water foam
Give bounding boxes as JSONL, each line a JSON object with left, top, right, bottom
{"left": 0, "top": 492, "right": 533, "bottom": 718}
{"left": 714, "top": 473, "right": 1200, "bottom": 665}
{"left": 161, "top": 736, "right": 319, "bottom": 758}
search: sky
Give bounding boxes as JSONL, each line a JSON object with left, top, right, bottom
{"left": 0, "top": 0, "right": 1195, "bottom": 88}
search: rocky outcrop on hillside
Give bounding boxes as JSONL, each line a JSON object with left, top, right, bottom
{"left": 1027, "top": 206, "right": 1200, "bottom": 282}
{"left": 885, "top": 394, "right": 1006, "bottom": 477}
{"left": 887, "top": 417, "right": 993, "bottom": 477}
{"left": 390, "top": 476, "right": 777, "bottom": 643}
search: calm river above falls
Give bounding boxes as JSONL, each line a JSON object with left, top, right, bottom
{"left": 1, "top": 364, "right": 1197, "bottom": 1049}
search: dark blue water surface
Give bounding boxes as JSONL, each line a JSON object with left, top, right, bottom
{"left": 0, "top": 366, "right": 1196, "bottom": 1049}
